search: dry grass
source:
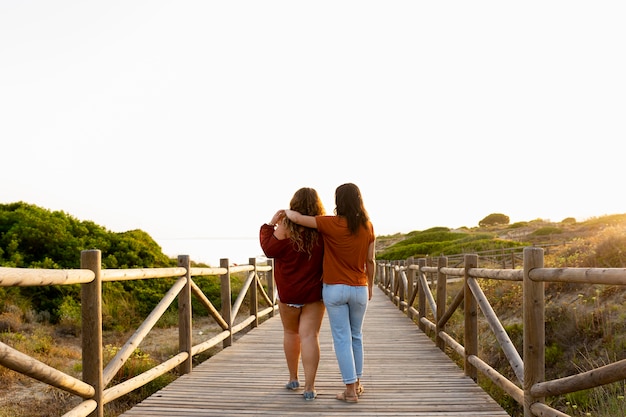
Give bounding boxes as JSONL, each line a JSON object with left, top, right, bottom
{"left": 414, "top": 216, "right": 626, "bottom": 416}
{"left": 0, "top": 317, "right": 225, "bottom": 417}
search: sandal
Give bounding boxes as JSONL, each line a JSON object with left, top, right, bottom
{"left": 303, "top": 390, "right": 317, "bottom": 401}
{"left": 356, "top": 383, "right": 364, "bottom": 397}
{"left": 285, "top": 380, "right": 300, "bottom": 390}
{"left": 336, "top": 391, "right": 358, "bottom": 403}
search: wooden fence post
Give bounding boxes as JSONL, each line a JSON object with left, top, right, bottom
{"left": 464, "top": 254, "right": 478, "bottom": 382}
{"left": 417, "top": 258, "right": 426, "bottom": 332}
{"left": 250, "top": 257, "right": 259, "bottom": 329}
{"left": 523, "top": 247, "right": 545, "bottom": 416}
{"left": 267, "top": 258, "right": 276, "bottom": 317}
{"left": 178, "top": 255, "right": 192, "bottom": 374}
{"left": 436, "top": 256, "right": 448, "bottom": 351}
{"left": 398, "top": 259, "right": 406, "bottom": 311}
{"left": 427, "top": 257, "right": 434, "bottom": 287}
{"left": 407, "top": 258, "right": 417, "bottom": 320}
{"left": 390, "top": 261, "right": 397, "bottom": 304}
{"left": 220, "top": 258, "right": 232, "bottom": 348}
{"left": 81, "top": 250, "right": 103, "bottom": 417}
{"left": 382, "top": 261, "right": 389, "bottom": 291}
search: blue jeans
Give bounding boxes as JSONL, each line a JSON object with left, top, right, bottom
{"left": 322, "top": 283, "right": 369, "bottom": 384}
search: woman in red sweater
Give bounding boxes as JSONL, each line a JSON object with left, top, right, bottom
{"left": 259, "top": 187, "right": 325, "bottom": 401}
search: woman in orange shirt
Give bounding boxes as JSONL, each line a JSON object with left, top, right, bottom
{"left": 285, "top": 183, "right": 375, "bottom": 403}
{"left": 260, "top": 187, "right": 325, "bottom": 401}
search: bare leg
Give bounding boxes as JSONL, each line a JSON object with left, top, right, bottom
{"left": 298, "top": 300, "right": 325, "bottom": 392}
{"left": 278, "top": 301, "right": 301, "bottom": 386}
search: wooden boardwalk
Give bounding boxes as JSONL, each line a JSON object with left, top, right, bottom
{"left": 121, "top": 287, "right": 510, "bottom": 416}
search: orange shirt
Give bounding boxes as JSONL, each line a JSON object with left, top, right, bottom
{"left": 315, "top": 216, "right": 374, "bottom": 286}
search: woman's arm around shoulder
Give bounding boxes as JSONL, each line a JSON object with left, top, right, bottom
{"left": 284, "top": 209, "right": 318, "bottom": 229}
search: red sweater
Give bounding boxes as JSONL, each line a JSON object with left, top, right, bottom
{"left": 259, "top": 224, "right": 324, "bottom": 304}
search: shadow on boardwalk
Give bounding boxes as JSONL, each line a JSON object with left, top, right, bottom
{"left": 121, "top": 287, "right": 510, "bottom": 416}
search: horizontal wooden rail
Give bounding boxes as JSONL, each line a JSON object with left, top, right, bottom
{"left": 0, "top": 251, "right": 276, "bottom": 417}
{"left": 377, "top": 247, "right": 626, "bottom": 417}
{"left": 0, "top": 267, "right": 95, "bottom": 286}
{"left": 531, "top": 359, "right": 626, "bottom": 398}
{"left": 102, "top": 352, "right": 189, "bottom": 404}
{"left": 100, "top": 267, "right": 187, "bottom": 281}
{"left": 530, "top": 267, "right": 626, "bottom": 284}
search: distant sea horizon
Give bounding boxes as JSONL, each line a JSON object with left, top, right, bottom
{"left": 156, "top": 237, "right": 265, "bottom": 267}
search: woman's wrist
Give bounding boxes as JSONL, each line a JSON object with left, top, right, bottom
{"left": 267, "top": 210, "right": 285, "bottom": 227}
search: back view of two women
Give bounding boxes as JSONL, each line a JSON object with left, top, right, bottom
{"left": 261, "top": 183, "right": 375, "bottom": 403}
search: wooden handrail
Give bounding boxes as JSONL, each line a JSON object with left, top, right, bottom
{"left": 0, "top": 250, "right": 277, "bottom": 417}
{"left": 531, "top": 359, "right": 626, "bottom": 398}
{"left": 376, "top": 246, "right": 626, "bottom": 417}
{"left": 100, "top": 267, "right": 188, "bottom": 281}
{"left": 0, "top": 267, "right": 95, "bottom": 286}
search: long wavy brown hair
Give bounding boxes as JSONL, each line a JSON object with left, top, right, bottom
{"left": 285, "top": 187, "right": 325, "bottom": 255}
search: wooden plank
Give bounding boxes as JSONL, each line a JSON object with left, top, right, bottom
{"left": 121, "top": 287, "right": 510, "bottom": 416}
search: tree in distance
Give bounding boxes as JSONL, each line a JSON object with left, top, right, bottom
{"left": 479, "top": 213, "right": 510, "bottom": 227}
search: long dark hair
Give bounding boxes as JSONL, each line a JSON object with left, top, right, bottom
{"left": 285, "top": 187, "right": 325, "bottom": 255}
{"left": 334, "top": 183, "right": 369, "bottom": 235}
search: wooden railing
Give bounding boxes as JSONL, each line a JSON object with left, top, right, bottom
{"left": 424, "top": 243, "right": 560, "bottom": 269}
{"left": 376, "top": 246, "right": 626, "bottom": 417}
{"left": 0, "top": 250, "right": 277, "bottom": 417}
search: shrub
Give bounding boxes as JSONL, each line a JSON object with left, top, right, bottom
{"left": 479, "top": 213, "right": 510, "bottom": 227}
{"left": 588, "top": 226, "right": 626, "bottom": 267}
{"left": 530, "top": 226, "right": 563, "bottom": 236}
{"left": 102, "top": 344, "right": 177, "bottom": 415}
{"left": 56, "top": 295, "right": 82, "bottom": 335}
{"left": 508, "top": 222, "right": 528, "bottom": 229}
{"left": 545, "top": 343, "right": 564, "bottom": 367}
{"left": 0, "top": 310, "right": 22, "bottom": 333}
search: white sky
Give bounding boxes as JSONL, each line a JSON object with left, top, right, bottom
{"left": 1, "top": 1, "right": 624, "bottom": 258}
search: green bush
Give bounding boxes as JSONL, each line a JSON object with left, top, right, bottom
{"left": 192, "top": 276, "right": 222, "bottom": 313}
{"left": 530, "top": 226, "right": 563, "bottom": 236}
{"left": 0, "top": 202, "right": 179, "bottom": 324}
{"left": 103, "top": 344, "right": 177, "bottom": 416}
{"left": 479, "top": 213, "right": 510, "bottom": 227}
{"left": 376, "top": 227, "right": 527, "bottom": 261}
{"left": 57, "top": 295, "right": 82, "bottom": 334}
{"left": 508, "top": 221, "right": 528, "bottom": 229}
{"left": 545, "top": 343, "right": 563, "bottom": 367}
